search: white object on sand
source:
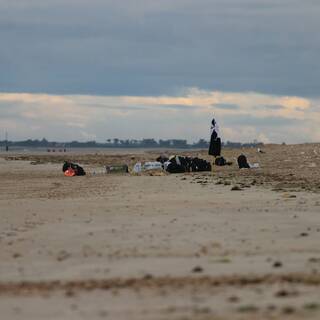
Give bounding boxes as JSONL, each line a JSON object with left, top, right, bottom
{"left": 143, "top": 162, "right": 163, "bottom": 171}
{"left": 133, "top": 162, "right": 142, "bottom": 173}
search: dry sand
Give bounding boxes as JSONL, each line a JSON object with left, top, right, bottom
{"left": 1, "top": 144, "right": 320, "bottom": 319}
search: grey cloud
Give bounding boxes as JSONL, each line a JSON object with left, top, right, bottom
{"left": 80, "top": 103, "right": 149, "bottom": 111}
{"left": 213, "top": 103, "right": 239, "bottom": 110}
{"left": 309, "top": 101, "right": 320, "bottom": 111}
{"left": 222, "top": 114, "right": 303, "bottom": 127}
{"left": 1, "top": 1, "right": 320, "bottom": 96}
{"left": 148, "top": 104, "right": 193, "bottom": 110}
{"left": 254, "top": 105, "right": 285, "bottom": 110}
{"left": 79, "top": 103, "right": 192, "bottom": 111}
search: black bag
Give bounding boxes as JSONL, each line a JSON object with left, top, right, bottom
{"left": 191, "top": 157, "right": 211, "bottom": 172}
{"left": 62, "top": 161, "right": 70, "bottom": 172}
{"left": 237, "top": 155, "right": 250, "bottom": 169}
{"left": 178, "top": 156, "right": 190, "bottom": 172}
{"left": 166, "top": 156, "right": 189, "bottom": 173}
{"left": 215, "top": 156, "right": 227, "bottom": 166}
{"left": 166, "top": 162, "right": 186, "bottom": 173}
{"left": 75, "top": 165, "right": 86, "bottom": 176}
{"left": 62, "top": 161, "right": 86, "bottom": 176}
{"left": 156, "top": 155, "right": 169, "bottom": 164}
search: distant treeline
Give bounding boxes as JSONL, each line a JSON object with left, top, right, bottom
{"left": 0, "top": 138, "right": 263, "bottom": 149}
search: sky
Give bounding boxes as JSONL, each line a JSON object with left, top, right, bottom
{"left": 1, "top": 0, "right": 320, "bottom": 143}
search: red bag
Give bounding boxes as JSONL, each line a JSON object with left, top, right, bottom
{"left": 64, "top": 168, "right": 76, "bottom": 177}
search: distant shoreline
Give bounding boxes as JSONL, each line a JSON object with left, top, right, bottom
{"left": 0, "top": 138, "right": 264, "bottom": 151}
{"left": 0, "top": 146, "right": 206, "bottom": 155}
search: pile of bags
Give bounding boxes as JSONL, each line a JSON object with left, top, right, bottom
{"left": 160, "top": 155, "right": 211, "bottom": 173}
{"left": 133, "top": 156, "right": 211, "bottom": 174}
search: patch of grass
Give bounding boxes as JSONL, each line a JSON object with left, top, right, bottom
{"left": 237, "top": 305, "right": 259, "bottom": 313}
{"left": 304, "top": 303, "right": 320, "bottom": 311}
{"left": 216, "top": 258, "right": 232, "bottom": 263}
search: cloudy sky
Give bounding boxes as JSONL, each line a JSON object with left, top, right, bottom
{"left": 1, "top": 0, "right": 320, "bottom": 143}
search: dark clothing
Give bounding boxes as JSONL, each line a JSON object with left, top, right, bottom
{"left": 208, "top": 134, "right": 221, "bottom": 157}
{"left": 208, "top": 117, "right": 221, "bottom": 157}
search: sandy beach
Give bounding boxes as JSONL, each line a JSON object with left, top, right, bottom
{"left": 1, "top": 144, "right": 320, "bottom": 319}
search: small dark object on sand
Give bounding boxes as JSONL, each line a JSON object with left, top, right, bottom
{"left": 192, "top": 266, "right": 203, "bottom": 273}
{"left": 273, "top": 261, "right": 283, "bottom": 268}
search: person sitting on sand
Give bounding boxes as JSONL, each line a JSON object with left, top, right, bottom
{"left": 208, "top": 116, "right": 221, "bottom": 157}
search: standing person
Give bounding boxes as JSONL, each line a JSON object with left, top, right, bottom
{"left": 208, "top": 116, "right": 221, "bottom": 157}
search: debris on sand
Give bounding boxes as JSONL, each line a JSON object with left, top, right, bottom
{"left": 275, "top": 289, "right": 299, "bottom": 298}
{"left": 56, "top": 250, "right": 71, "bottom": 262}
{"left": 281, "top": 193, "right": 297, "bottom": 199}
{"left": 192, "top": 266, "right": 203, "bottom": 273}
{"left": 300, "top": 232, "right": 309, "bottom": 237}
{"left": 273, "top": 261, "right": 283, "bottom": 268}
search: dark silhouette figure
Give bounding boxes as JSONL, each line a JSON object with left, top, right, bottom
{"left": 208, "top": 118, "right": 221, "bottom": 157}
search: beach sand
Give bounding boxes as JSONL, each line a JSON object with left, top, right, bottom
{"left": 1, "top": 144, "right": 320, "bottom": 319}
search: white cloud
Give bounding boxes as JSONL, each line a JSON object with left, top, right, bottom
{"left": 0, "top": 89, "right": 319, "bottom": 143}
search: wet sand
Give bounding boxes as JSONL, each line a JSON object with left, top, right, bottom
{"left": 1, "top": 144, "right": 320, "bottom": 319}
